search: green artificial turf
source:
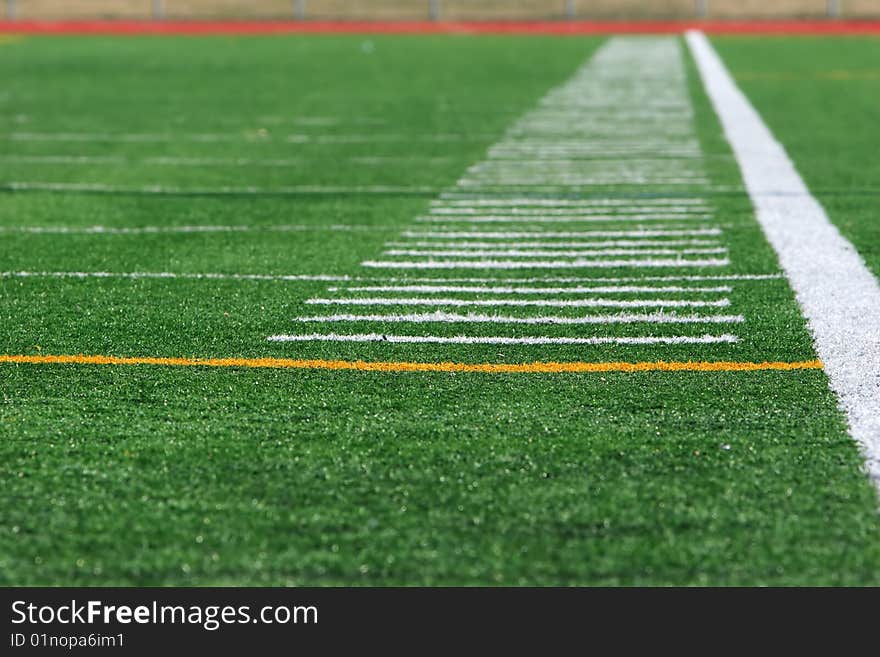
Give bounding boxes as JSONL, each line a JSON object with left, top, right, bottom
{"left": 3, "top": 366, "right": 879, "bottom": 586}
{"left": 0, "top": 34, "right": 878, "bottom": 585}
{"left": 712, "top": 36, "right": 880, "bottom": 281}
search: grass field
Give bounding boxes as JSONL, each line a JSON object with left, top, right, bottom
{"left": 716, "top": 36, "right": 880, "bottom": 281}
{"left": 1, "top": 32, "right": 879, "bottom": 585}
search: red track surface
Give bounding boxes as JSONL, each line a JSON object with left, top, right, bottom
{"left": 1, "top": 20, "right": 880, "bottom": 36}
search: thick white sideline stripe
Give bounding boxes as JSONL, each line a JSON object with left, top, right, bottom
{"left": 362, "top": 258, "right": 730, "bottom": 269}
{"left": 306, "top": 297, "right": 730, "bottom": 309}
{"left": 292, "top": 311, "right": 744, "bottom": 325}
{"left": 688, "top": 31, "right": 880, "bottom": 486}
{"left": 266, "top": 332, "right": 740, "bottom": 345}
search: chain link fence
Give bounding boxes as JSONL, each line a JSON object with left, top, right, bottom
{"left": 3, "top": 1, "right": 879, "bottom": 21}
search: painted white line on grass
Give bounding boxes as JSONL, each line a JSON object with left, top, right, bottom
{"left": 292, "top": 311, "right": 745, "bottom": 325}
{"left": 488, "top": 151, "right": 703, "bottom": 158}
{"left": 432, "top": 198, "right": 708, "bottom": 207}
{"left": 2, "top": 131, "right": 490, "bottom": 144}
{"left": 266, "top": 332, "right": 740, "bottom": 345}
{"left": 0, "top": 224, "right": 385, "bottom": 235}
{"left": 402, "top": 229, "right": 722, "bottom": 239}
{"left": 491, "top": 153, "right": 704, "bottom": 159}
{"left": 362, "top": 258, "right": 730, "bottom": 269}
{"left": 452, "top": 176, "right": 717, "bottom": 183}
{"left": 0, "top": 271, "right": 782, "bottom": 284}
{"left": 360, "top": 274, "right": 776, "bottom": 283}
{"left": 443, "top": 186, "right": 726, "bottom": 194}
{"left": 333, "top": 284, "right": 732, "bottom": 294}
{"left": 0, "top": 270, "right": 353, "bottom": 282}
{"left": 455, "top": 179, "right": 710, "bottom": 186}
{"left": 4, "top": 132, "right": 245, "bottom": 143}
{"left": 382, "top": 247, "right": 727, "bottom": 257}
{"left": 426, "top": 206, "right": 708, "bottom": 215}
{"left": 1, "top": 181, "right": 437, "bottom": 195}
{"left": 489, "top": 145, "right": 700, "bottom": 152}
{"left": 415, "top": 214, "right": 711, "bottom": 223}
{"left": 306, "top": 297, "right": 731, "bottom": 309}
{"left": 467, "top": 157, "right": 703, "bottom": 168}
{"left": 145, "top": 156, "right": 307, "bottom": 167}
{"left": 0, "top": 154, "right": 455, "bottom": 167}
{"left": 389, "top": 240, "right": 721, "bottom": 249}
{"left": 350, "top": 156, "right": 454, "bottom": 164}
{"left": 688, "top": 30, "right": 880, "bottom": 486}
{"left": 0, "top": 154, "right": 127, "bottom": 165}
{"left": 286, "top": 133, "right": 490, "bottom": 143}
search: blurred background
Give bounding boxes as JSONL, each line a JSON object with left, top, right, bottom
{"left": 2, "top": 1, "right": 878, "bottom": 21}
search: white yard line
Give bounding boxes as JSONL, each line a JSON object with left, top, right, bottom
{"left": 431, "top": 198, "right": 708, "bottom": 207}
{"left": 0, "top": 270, "right": 353, "bottom": 282}
{"left": 688, "top": 30, "right": 880, "bottom": 487}
{"left": 402, "top": 229, "right": 722, "bottom": 238}
{"left": 361, "top": 258, "right": 730, "bottom": 269}
{"left": 333, "top": 284, "right": 732, "bottom": 294}
{"left": 455, "top": 178, "right": 709, "bottom": 186}
{"left": 0, "top": 154, "right": 456, "bottom": 167}
{"left": 426, "top": 206, "right": 708, "bottom": 215}
{"left": 0, "top": 224, "right": 386, "bottom": 235}
{"left": 388, "top": 240, "right": 721, "bottom": 248}
{"left": 2, "top": 131, "right": 490, "bottom": 144}
{"left": 286, "top": 133, "right": 490, "bottom": 143}
{"left": 415, "top": 214, "right": 711, "bottom": 223}
{"left": 0, "top": 154, "right": 127, "bottom": 165}
{"left": 0, "top": 181, "right": 437, "bottom": 195}
{"left": 0, "top": 271, "right": 783, "bottom": 284}
{"left": 368, "top": 274, "right": 774, "bottom": 283}
{"left": 292, "top": 311, "right": 745, "bottom": 325}
{"left": 266, "top": 332, "right": 739, "bottom": 345}
{"left": 306, "top": 297, "right": 730, "bottom": 309}
{"left": 382, "top": 247, "right": 727, "bottom": 257}
{"left": 4, "top": 132, "right": 245, "bottom": 143}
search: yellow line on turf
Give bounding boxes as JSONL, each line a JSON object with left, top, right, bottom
{"left": 0, "top": 353, "right": 823, "bottom": 374}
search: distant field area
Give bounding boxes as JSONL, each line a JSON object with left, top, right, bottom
{"left": 4, "top": 0, "right": 880, "bottom": 21}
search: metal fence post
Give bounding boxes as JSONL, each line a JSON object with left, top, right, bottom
{"left": 293, "top": 0, "right": 306, "bottom": 20}
{"left": 152, "top": 0, "right": 164, "bottom": 20}
{"left": 565, "top": 0, "right": 576, "bottom": 20}
{"left": 429, "top": 0, "right": 440, "bottom": 21}
{"left": 5, "top": 0, "right": 15, "bottom": 21}
{"left": 695, "top": 0, "right": 709, "bottom": 18}
{"left": 827, "top": 0, "right": 841, "bottom": 17}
